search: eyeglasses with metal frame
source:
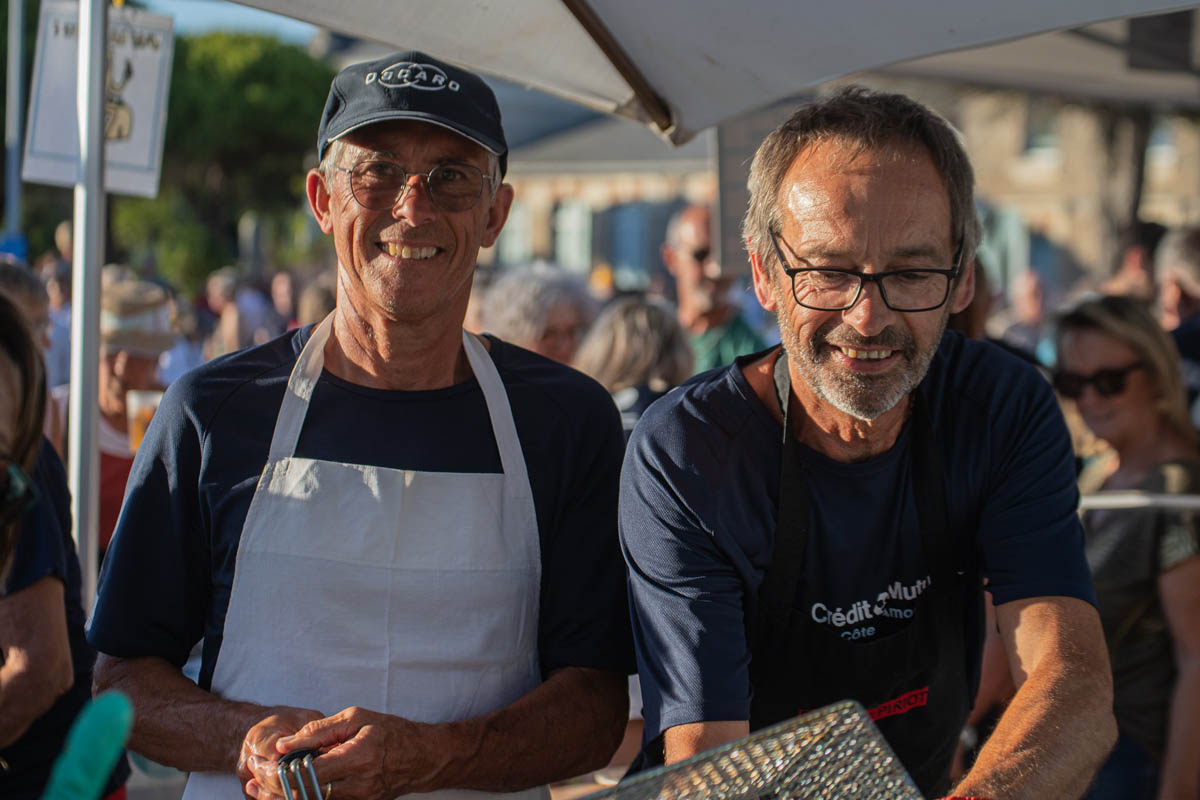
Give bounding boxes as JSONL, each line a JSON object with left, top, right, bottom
{"left": 336, "top": 160, "right": 495, "bottom": 213}
{"left": 769, "top": 230, "right": 963, "bottom": 313}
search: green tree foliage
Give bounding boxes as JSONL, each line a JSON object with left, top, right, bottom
{"left": 110, "top": 32, "right": 333, "bottom": 293}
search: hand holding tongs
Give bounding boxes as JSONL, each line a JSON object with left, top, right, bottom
{"left": 276, "top": 749, "right": 328, "bottom": 800}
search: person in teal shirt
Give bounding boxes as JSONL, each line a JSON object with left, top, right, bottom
{"left": 661, "top": 205, "right": 766, "bottom": 373}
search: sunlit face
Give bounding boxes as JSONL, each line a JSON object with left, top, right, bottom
{"left": 752, "top": 140, "right": 973, "bottom": 421}
{"left": 99, "top": 347, "right": 160, "bottom": 417}
{"left": 307, "top": 120, "right": 513, "bottom": 327}
{"left": 665, "top": 208, "right": 733, "bottom": 314}
{"left": 1057, "top": 327, "right": 1158, "bottom": 450}
{"left": 534, "top": 302, "right": 585, "bottom": 365}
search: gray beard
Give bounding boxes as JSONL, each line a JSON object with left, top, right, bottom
{"left": 770, "top": 277, "right": 946, "bottom": 421}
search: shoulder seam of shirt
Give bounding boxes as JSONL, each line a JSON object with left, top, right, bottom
{"left": 196, "top": 349, "right": 296, "bottom": 446}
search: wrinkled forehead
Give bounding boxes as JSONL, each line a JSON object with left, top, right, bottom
{"left": 338, "top": 119, "right": 492, "bottom": 167}
{"left": 778, "top": 138, "right": 952, "bottom": 238}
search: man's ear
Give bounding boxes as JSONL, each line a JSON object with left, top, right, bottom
{"left": 306, "top": 169, "right": 334, "bottom": 235}
{"left": 949, "top": 260, "right": 976, "bottom": 315}
{"left": 749, "top": 238, "right": 778, "bottom": 312}
{"left": 479, "top": 183, "right": 515, "bottom": 249}
{"left": 661, "top": 243, "right": 679, "bottom": 278}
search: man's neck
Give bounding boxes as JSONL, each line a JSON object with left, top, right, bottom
{"left": 743, "top": 350, "right": 909, "bottom": 463}
{"left": 322, "top": 304, "right": 479, "bottom": 391}
{"left": 680, "top": 302, "right": 736, "bottom": 337}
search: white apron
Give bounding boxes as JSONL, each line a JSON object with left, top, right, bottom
{"left": 184, "top": 317, "right": 546, "bottom": 800}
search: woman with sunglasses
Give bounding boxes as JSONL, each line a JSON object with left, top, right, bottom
{"left": 1055, "top": 294, "right": 1200, "bottom": 800}
{"left": 0, "top": 290, "right": 128, "bottom": 798}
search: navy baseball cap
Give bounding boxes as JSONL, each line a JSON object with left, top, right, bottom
{"left": 317, "top": 51, "right": 508, "bottom": 176}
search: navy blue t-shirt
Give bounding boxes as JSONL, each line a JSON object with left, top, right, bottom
{"left": 1, "top": 440, "right": 129, "bottom": 799}
{"left": 620, "top": 333, "right": 1096, "bottom": 741}
{"left": 87, "top": 328, "right": 634, "bottom": 691}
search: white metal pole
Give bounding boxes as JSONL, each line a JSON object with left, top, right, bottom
{"left": 69, "top": 0, "right": 106, "bottom": 605}
{"left": 5, "top": 0, "right": 24, "bottom": 237}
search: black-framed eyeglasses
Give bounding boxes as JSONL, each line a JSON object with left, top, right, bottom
{"left": 336, "top": 160, "right": 494, "bottom": 213}
{"left": 1053, "top": 362, "right": 1146, "bottom": 399}
{"left": 0, "top": 462, "right": 38, "bottom": 532}
{"left": 769, "top": 230, "right": 962, "bottom": 313}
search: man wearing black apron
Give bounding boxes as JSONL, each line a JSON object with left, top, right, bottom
{"left": 621, "top": 87, "right": 1115, "bottom": 799}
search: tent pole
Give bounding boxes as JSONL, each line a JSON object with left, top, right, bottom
{"left": 69, "top": 0, "right": 106, "bottom": 605}
{"left": 5, "top": 0, "right": 24, "bottom": 238}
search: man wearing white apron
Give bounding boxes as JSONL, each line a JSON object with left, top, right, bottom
{"left": 88, "top": 51, "right": 632, "bottom": 800}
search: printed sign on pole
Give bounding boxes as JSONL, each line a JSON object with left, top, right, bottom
{"left": 22, "top": 1, "right": 174, "bottom": 198}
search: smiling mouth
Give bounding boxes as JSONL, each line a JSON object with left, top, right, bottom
{"left": 835, "top": 346, "right": 895, "bottom": 361}
{"left": 383, "top": 243, "right": 440, "bottom": 260}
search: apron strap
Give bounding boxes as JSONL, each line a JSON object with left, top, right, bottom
{"left": 268, "top": 313, "right": 334, "bottom": 461}
{"left": 753, "top": 350, "right": 811, "bottom": 663}
{"left": 462, "top": 331, "right": 531, "bottom": 488}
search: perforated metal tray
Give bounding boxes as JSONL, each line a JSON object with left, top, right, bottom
{"left": 583, "top": 701, "right": 923, "bottom": 800}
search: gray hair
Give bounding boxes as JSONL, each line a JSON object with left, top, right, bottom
{"left": 743, "top": 85, "right": 981, "bottom": 274}
{"left": 1157, "top": 226, "right": 1200, "bottom": 297}
{"left": 664, "top": 204, "right": 710, "bottom": 250}
{"left": 206, "top": 265, "right": 239, "bottom": 300}
{"left": 481, "top": 265, "right": 596, "bottom": 349}
{"left": 319, "top": 137, "right": 502, "bottom": 198}
{"left": 574, "top": 298, "right": 694, "bottom": 393}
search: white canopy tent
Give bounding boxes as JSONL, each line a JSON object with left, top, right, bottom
{"left": 59, "top": 0, "right": 1200, "bottom": 601}
{"left": 226, "top": 0, "right": 1200, "bottom": 143}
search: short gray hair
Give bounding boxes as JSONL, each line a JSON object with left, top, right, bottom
{"left": 573, "top": 297, "right": 694, "bottom": 393}
{"left": 1157, "top": 225, "right": 1200, "bottom": 297}
{"left": 481, "top": 265, "right": 596, "bottom": 348}
{"left": 319, "top": 137, "right": 502, "bottom": 197}
{"left": 744, "top": 85, "right": 981, "bottom": 274}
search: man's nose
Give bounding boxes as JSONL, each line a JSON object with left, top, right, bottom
{"left": 841, "top": 280, "right": 895, "bottom": 336}
{"left": 391, "top": 174, "right": 438, "bottom": 226}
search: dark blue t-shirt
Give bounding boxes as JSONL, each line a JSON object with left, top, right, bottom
{"left": 87, "top": 328, "right": 633, "bottom": 691}
{"left": 619, "top": 333, "right": 1096, "bottom": 741}
{"left": 1, "top": 440, "right": 128, "bottom": 799}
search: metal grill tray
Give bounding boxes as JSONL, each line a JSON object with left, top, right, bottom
{"left": 582, "top": 701, "right": 923, "bottom": 800}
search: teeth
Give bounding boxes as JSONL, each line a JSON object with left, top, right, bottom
{"left": 841, "top": 347, "right": 893, "bottom": 360}
{"left": 385, "top": 244, "right": 437, "bottom": 259}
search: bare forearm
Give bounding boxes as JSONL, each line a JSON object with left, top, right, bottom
{"left": 1158, "top": 662, "right": 1200, "bottom": 799}
{"left": 955, "top": 653, "right": 1115, "bottom": 799}
{"left": 94, "top": 654, "right": 274, "bottom": 773}
{"left": 0, "top": 656, "right": 72, "bottom": 748}
{"left": 0, "top": 577, "right": 74, "bottom": 748}
{"left": 413, "top": 667, "right": 628, "bottom": 792}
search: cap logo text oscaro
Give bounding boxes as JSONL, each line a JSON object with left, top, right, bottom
{"left": 366, "top": 61, "right": 461, "bottom": 92}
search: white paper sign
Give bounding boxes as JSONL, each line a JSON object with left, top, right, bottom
{"left": 22, "top": 1, "right": 174, "bottom": 198}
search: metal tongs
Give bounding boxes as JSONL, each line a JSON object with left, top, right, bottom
{"left": 276, "top": 749, "right": 323, "bottom": 800}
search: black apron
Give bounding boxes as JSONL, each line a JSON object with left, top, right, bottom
{"left": 629, "top": 350, "right": 982, "bottom": 793}
{"left": 747, "top": 350, "right": 977, "bottom": 797}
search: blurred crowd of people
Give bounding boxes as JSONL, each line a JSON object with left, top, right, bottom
{"left": 4, "top": 201, "right": 1200, "bottom": 798}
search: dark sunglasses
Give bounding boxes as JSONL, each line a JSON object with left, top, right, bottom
{"left": 1052, "top": 362, "right": 1146, "bottom": 399}
{"left": 688, "top": 247, "right": 711, "bottom": 263}
{"left": 0, "top": 462, "right": 38, "bottom": 532}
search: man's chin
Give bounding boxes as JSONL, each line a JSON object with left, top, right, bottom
{"left": 814, "top": 371, "right": 909, "bottom": 422}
